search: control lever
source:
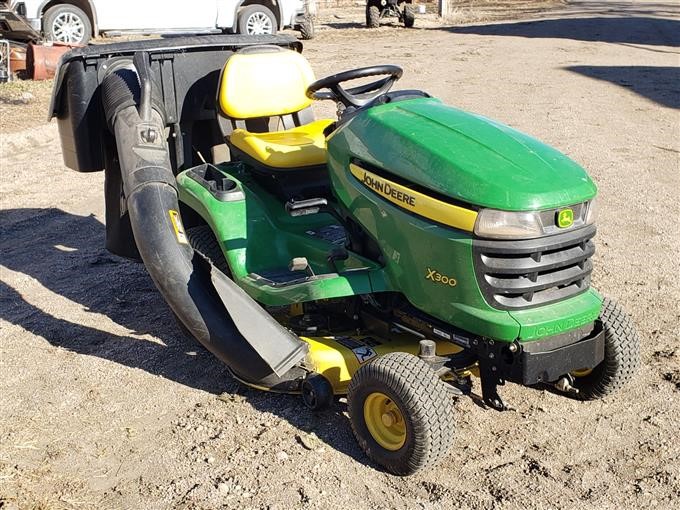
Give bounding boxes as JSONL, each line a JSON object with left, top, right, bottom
{"left": 289, "top": 257, "right": 315, "bottom": 277}
{"left": 285, "top": 198, "right": 328, "bottom": 217}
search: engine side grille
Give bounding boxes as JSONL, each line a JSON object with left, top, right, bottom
{"left": 473, "top": 225, "right": 596, "bottom": 310}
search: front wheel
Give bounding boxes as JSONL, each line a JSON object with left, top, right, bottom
{"left": 298, "top": 17, "right": 315, "bottom": 40}
{"left": 366, "top": 3, "right": 380, "bottom": 28}
{"left": 403, "top": 4, "right": 415, "bottom": 28}
{"left": 572, "top": 298, "right": 640, "bottom": 400}
{"left": 347, "top": 352, "right": 455, "bottom": 475}
{"left": 43, "top": 5, "right": 92, "bottom": 44}
{"left": 238, "top": 5, "right": 278, "bottom": 36}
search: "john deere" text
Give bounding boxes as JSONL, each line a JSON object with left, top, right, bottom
{"left": 362, "top": 173, "right": 416, "bottom": 207}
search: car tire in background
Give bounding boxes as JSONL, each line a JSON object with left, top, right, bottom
{"left": 43, "top": 4, "right": 92, "bottom": 45}
{"left": 238, "top": 5, "right": 278, "bottom": 36}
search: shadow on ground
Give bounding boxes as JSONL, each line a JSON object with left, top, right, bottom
{"left": 320, "top": 21, "right": 364, "bottom": 30}
{"left": 566, "top": 65, "right": 680, "bottom": 109}
{"left": 563, "top": 1, "right": 680, "bottom": 18}
{"left": 0, "top": 207, "right": 368, "bottom": 466}
{"left": 445, "top": 16, "right": 680, "bottom": 47}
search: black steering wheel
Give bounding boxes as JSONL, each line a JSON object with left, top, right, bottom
{"left": 306, "top": 65, "right": 403, "bottom": 109}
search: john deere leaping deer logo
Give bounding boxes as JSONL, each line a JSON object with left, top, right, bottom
{"left": 557, "top": 208, "right": 574, "bottom": 228}
{"left": 425, "top": 268, "right": 457, "bottom": 287}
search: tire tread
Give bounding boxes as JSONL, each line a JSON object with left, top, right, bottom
{"left": 186, "top": 225, "right": 230, "bottom": 275}
{"left": 348, "top": 352, "right": 455, "bottom": 475}
{"left": 576, "top": 297, "right": 640, "bottom": 400}
{"left": 366, "top": 4, "right": 380, "bottom": 28}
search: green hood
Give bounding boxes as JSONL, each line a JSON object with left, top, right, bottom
{"left": 337, "top": 97, "right": 597, "bottom": 211}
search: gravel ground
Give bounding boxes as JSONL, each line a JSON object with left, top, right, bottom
{"left": 1, "top": 1, "right": 679, "bottom": 509}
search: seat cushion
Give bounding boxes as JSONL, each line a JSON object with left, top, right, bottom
{"left": 230, "top": 119, "right": 334, "bottom": 169}
{"left": 219, "top": 48, "right": 316, "bottom": 120}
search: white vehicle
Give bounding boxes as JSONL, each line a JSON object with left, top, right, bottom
{"left": 8, "top": 0, "right": 315, "bottom": 44}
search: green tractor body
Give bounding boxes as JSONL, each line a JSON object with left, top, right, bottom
{"left": 50, "top": 36, "right": 639, "bottom": 476}
{"left": 179, "top": 96, "right": 601, "bottom": 345}
{"left": 327, "top": 97, "right": 601, "bottom": 342}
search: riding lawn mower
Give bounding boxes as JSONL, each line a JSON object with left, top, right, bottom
{"left": 48, "top": 35, "right": 640, "bottom": 475}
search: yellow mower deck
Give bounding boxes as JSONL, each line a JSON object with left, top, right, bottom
{"left": 298, "top": 333, "right": 464, "bottom": 395}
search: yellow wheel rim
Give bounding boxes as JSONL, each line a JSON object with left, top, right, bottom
{"left": 363, "top": 392, "right": 407, "bottom": 451}
{"left": 571, "top": 368, "right": 593, "bottom": 377}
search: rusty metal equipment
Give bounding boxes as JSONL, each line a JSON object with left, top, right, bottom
{"left": 27, "top": 41, "right": 74, "bottom": 80}
{"left": 0, "top": 38, "right": 9, "bottom": 82}
{"left": 1, "top": 2, "right": 77, "bottom": 80}
{"left": 9, "top": 42, "right": 25, "bottom": 73}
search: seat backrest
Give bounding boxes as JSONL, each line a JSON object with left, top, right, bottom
{"left": 218, "top": 45, "right": 316, "bottom": 120}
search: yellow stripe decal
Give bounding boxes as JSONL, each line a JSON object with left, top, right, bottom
{"left": 349, "top": 164, "right": 478, "bottom": 232}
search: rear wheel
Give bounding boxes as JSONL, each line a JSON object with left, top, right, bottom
{"left": 43, "top": 5, "right": 92, "bottom": 44}
{"left": 187, "top": 225, "right": 230, "bottom": 275}
{"left": 347, "top": 352, "right": 455, "bottom": 475}
{"left": 299, "top": 17, "right": 315, "bottom": 40}
{"left": 366, "top": 3, "right": 380, "bottom": 28}
{"left": 173, "top": 225, "right": 230, "bottom": 338}
{"left": 238, "top": 5, "right": 278, "bottom": 36}
{"left": 572, "top": 298, "right": 640, "bottom": 400}
{"left": 403, "top": 4, "right": 415, "bottom": 28}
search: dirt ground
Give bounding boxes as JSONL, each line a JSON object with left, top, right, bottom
{"left": 1, "top": 1, "right": 679, "bottom": 509}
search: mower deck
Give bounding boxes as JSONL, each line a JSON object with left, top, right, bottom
{"left": 239, "top": 331, "right": 465, "bottom": 395}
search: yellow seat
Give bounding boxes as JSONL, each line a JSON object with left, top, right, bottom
{"left": 217, "top": 46, "right": 333, "bottom": 169}
{"left": 230, "top": 119, "right": 333, "bottom": 169}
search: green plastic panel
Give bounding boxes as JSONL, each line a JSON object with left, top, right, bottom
{"left": 177, "top": 165, "right": 386, "bottom": 306}
{"left": 512, "top": 288, "right": 603, "bottom": 341}
{"left": 329, "top": 97, "right": 597, "bottom": 211}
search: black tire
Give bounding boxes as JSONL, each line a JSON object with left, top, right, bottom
{"left": 572, "top": 298, "right": 640, "bottom": 400}
{"left": 186, "top": 225, "right": 231, "bottom": 276}
{"left": 403, "top": 4, "right": 415, "bottom": 28}
{"left": 43, "top": 4, "right": 92, "bottom": 45}
{"left": 299, "top": 17, "right": 315, "bottom": 40}
{"left": 347, "top": 352, "right": 455, "bottom": 475}
{"left": 238, "top": 5, "right": 278, "bottom": 36}
{"left": 301, "top": 373, "right": 333, "bottom": 410}
{"left": 366, "top": 4, "right": 380, "bottom": 29}
{"left": 173, "top": 225, "right": 230, "bottom": 338}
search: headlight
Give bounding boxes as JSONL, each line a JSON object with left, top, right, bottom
{"left": 585, "top": 197, "right": 598, "bottom": 225}
{"left": 474, "top": 209, "right": 545, "bottom": 239}
{"left": 474, "top": 198, "right": 597, "bottom": 239}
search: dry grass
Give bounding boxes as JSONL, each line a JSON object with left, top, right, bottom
{"left": 0, "top": 79, "right": 54, "bottom": 134}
